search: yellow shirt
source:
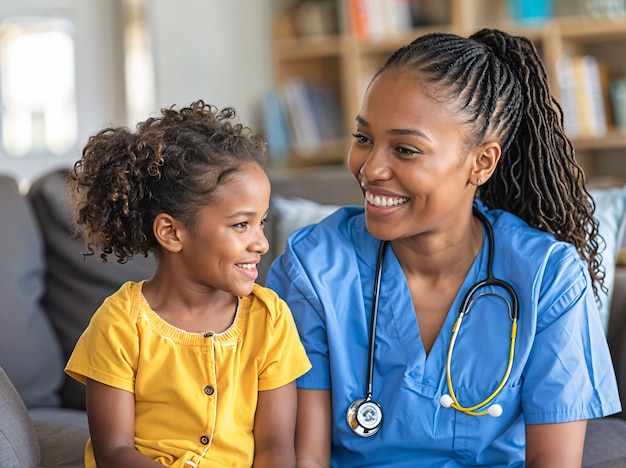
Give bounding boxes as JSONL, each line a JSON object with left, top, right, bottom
{"left": 65, "top": 281, "right": 311, "bottom": 468}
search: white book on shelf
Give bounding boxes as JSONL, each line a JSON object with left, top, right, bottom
{"left": 380, "top": 0, "right": 413, "bottom": 37}
{"left": 580, "top": 55, "right": 608, "bottom": 138}
{"left": 365, "top": 0, "right": 386, "bottom": 41}
{"left": 555, "top": 55, "right": 581, "bottom": 138}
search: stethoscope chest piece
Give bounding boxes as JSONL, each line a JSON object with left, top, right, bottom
{"left": 347, "top": 398, "right": 382, "bottom": 437}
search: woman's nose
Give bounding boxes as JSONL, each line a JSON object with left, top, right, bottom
{"left": 359, "top": 148, "right": 392, "bottom": 183}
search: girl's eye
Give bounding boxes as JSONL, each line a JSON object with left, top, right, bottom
{"left": 260, "top": 217, "right": 268, "bottom": 227}
{"left": 351, "top": 132, "right": 371, "bottom": 145}
{"left": 233, "top": 221, "right": 248, "bottom": 229}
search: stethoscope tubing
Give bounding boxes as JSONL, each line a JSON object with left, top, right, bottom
{"left": 365, "top": 240, "right": 386, "bottom": 400}
{"left": 349, "top": 207, "right": 520, "bottom": 436}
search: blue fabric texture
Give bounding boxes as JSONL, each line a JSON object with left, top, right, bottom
{"left": 267, "top": 202, "right": 621, "bottom": 467}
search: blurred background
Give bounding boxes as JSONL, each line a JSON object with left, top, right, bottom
{"left": 0, "top": 0, "right": 281, "bottom": 184}
{"left": 1, "top": 0, "right": 626, "bottom": 185}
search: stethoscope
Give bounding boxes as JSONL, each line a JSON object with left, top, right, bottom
{"left": 347, "top": 208, "right": 519, "bottom": 437}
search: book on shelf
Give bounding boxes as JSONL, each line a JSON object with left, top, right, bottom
{"left": 278, "top": 77, "right": 344, "bottom": 157}
{"left": 305, "top": 83, "right": 344, "bottom": 142}
{"left": 347, "top": 0, "right": 412, "bottom": 41}
{"left": 555, "top": 54, "right": 611, "bottom": 139}
{"left": 348, "top": 0, "right": 370, "bottom": 41}
{"left": 261, "top": 90, "right": 291, "bottom": 166}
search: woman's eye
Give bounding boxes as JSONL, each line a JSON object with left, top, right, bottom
{"left": 233, "top": 221, "right": 248, "bottom": 229}
{"left": 260, "top": 217, "right": 268, "bottom": 227}
{"left": 351, "top": 132, "right": 371, "bottom": 145}
{"left": 396, "top": 146, "right": 419, "bottom": 157}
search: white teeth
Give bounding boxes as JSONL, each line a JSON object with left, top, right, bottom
{"left": 237, "top": 264, "right": 256, "bottom": 270}
{"left": 365, "top": 191, "right": 409, "bottom": 208}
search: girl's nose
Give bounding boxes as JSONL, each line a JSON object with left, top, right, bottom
{"left": 252, "top": 229, "right": 269, "bottom": 255}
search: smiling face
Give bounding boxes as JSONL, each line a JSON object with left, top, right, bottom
{"left": 348, "top": 68, "right": 486, "bottom": 243}
{"left": 175, "top": 162, "right": 271, "bottom": 297}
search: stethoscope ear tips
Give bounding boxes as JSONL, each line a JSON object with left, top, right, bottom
{"left": 439, "top": 395, "right": 503, "bottom": 417}
{"left": 439, "top": 394, "right": 454, "bottom": 408}
{"left": 488, "top": 404, "right": 503, "bottom": 417}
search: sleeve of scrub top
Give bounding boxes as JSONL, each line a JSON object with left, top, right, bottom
{"left": 521, "top": 248, "right": 621, "bottom": 424}
{"left": 266, "top": 242, "right": 332, "bottom": 391}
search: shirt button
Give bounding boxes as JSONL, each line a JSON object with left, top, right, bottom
{"left": 200, "top": 435, "right": 209, "bottom": 445}
{"left": 204, "top": 386, "right": 214, "bottom": 396}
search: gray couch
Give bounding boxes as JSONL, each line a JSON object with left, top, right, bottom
{"left": 2, "top": 166, "right": 626, "bottom": 467}
{"left": 0, "top": 169, "right": 155, "bottom": 467}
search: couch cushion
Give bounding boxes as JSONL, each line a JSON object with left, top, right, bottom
{"left": 33, "top": 420, "right": 88, "bottom": 468}
{"left": 583, "top": 417, "right": 626, "bottom": 467}
{"left": 0, "top": 175, "right": 64, "bottom": 409}
{"left": 589, "top": 185, "right": 626, "bottom": 333}
{"left": 259, "top": 166, "right": 362, "bottom": 285}
{"left": 258, "top": 195, "right": 342, "bottom": 285}
{"left": 27, "top": 169, "right": 156, "bottom": 410}
{"left": 0, "top": 366, "right": 40, "bottom": 468}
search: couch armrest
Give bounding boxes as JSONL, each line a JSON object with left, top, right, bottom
{"left": 0, "top": 366, "right": 40, "bottom": 467}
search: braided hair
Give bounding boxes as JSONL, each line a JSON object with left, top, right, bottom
{"left": 375, "top": 28, "right": 604, "bottom": 299}
{"left": 68, "top": 100, "right": 267, "bottom": 263}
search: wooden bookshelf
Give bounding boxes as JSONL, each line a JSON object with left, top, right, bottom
{"left": 270, "top": 0, "right": 626, "bottom": 177}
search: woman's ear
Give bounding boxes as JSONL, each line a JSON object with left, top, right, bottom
{"left": 471, "top": 141, "right": 501, "bottom": 187}
{"left": 153, "top": 213, "right": 183, "bottom": 253}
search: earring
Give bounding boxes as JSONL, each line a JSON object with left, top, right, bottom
{"left": 477, "top": 178, "right": 482, "bottom": 185}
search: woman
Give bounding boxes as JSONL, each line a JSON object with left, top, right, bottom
{"left": 266, "top": 29, "right": 621, "bottom": 467}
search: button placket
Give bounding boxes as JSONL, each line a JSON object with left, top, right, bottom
{"left": 200, "top": 331, "right": 217, "bottom": 453}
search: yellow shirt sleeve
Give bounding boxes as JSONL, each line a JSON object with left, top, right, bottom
{"left": 65, "top": 281, "right": 141, "bottom": 393}
{"left": 249, "top": 284, "right": 311, "bottom": 391}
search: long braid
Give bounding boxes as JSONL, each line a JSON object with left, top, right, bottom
{"left": 376, "top": 28, "right": 604, "bottom": 300}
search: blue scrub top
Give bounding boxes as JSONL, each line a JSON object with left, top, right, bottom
{"left": 266, "top": 202, "right": 621, "bottom": 467}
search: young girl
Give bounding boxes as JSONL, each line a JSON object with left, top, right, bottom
{"left": 65, "top": 101, "right": 311, "bottom": 468}
{"left": 267, "top": 29, "right": 621, "bottom": 466}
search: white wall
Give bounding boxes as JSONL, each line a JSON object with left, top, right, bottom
{"left": 0, "top": 0, "right": 126, "bottom": 184}
{"left": 0, "top": 0, "right": 274, "bottom": 184}
{"left": 147, "top": 0, "right": 273, "bottom": 131}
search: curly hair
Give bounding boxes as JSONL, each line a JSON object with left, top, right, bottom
{"left": 67, "top": 100, "right": 268, "bottom": 263}
{"left": 375, "top": 28, "right": 604, "bottom": 300}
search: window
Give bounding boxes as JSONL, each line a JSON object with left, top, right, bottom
{"left": 0, "top": 17, "right": 77, "bottom": 158}
{"left": 124, "top": 0, "right": 155, "bottom": 126}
